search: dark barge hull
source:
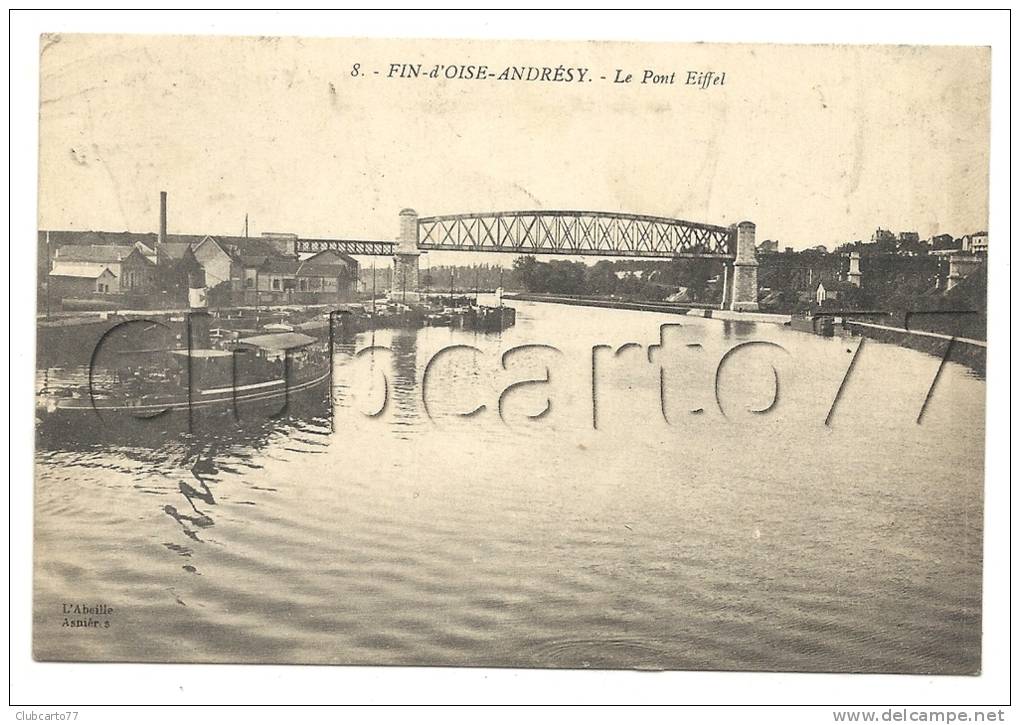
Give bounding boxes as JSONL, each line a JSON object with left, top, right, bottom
{"left": 37, "top": 370, "right": 331, "bottom": 443}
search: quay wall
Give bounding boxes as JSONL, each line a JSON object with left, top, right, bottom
{"left": 844, "top": 320, "right": 986, "bottom": 373}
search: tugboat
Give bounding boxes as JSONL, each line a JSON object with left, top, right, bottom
{"left": 37, "top": 273, "right": 331, "bottom": 440}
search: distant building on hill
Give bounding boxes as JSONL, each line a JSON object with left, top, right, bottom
{"left": 871, "top": 228, "right": 896, "bottom": 244}
{"left": 962, "top": 231, "right": 988, "bottom": 255}
{"left": 815, "top": 279, "right": 861, "bottom": 306}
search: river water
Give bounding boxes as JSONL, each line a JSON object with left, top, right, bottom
{"left": 33, "top": 299, "right": 985, "bottom": 672}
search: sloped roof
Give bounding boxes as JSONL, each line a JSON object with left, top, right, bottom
{"left": 157, "top": 242, "right": 194, "bottom": 260}
{"left": 305, "top": 249, "right": 358, "bottom": 267}
{"left": 261, "top": 258, "right": 299, "bottom": 274}
{"left": 192, "top": 236, "right": 232, "bottom": 256}
{"left": 227, "top": 237, "right": 285, "bottom": 257}
{"left": 50, "top": 263, "right": 116, "bottom": 279}
{"left": 238, "top": 254, "right": 270, "bottom": 269}
{"left": 43, "top": 230, "right": 158, "bottom": 248}
{"left": 296, "top": 262, "right": 346, "bottom": 277}
{"left": 817, "top": 279, "right": 860, "bottom": 293}
{"left": 156, "top": 236, "right": 229, "bottom": 260}
{"left": 56, "top": 245, "right": 138, "bottom": 263}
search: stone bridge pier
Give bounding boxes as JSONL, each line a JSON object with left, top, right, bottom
{"left": 391, "top": 208, "right": 421, "bottom": 301}
{"left": 728, "top": 221, "right": 759, "bottom": 311}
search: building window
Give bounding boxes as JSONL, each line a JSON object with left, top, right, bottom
{"left": 272, "top": 278, "right": 281, "bottom": 291}
{"left": 245, "top": 277, "right": 254, "bottom": 289}
{"left": 299, "top": 279, "right": 307, "bottom": 291}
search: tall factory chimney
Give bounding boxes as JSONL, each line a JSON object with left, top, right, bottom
{"left": 158, "top": 191, "right": 168, "bottom": 247}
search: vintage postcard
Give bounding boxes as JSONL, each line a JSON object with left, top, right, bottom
{"left": 33, "top": 33, "right": 989, "bottom": 673}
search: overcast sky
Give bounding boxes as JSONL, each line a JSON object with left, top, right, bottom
{"left": 38, "top": 34, "right": 990, "bottom": 261}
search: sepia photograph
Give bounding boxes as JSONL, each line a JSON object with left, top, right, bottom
{"left": 10, "top": 8, "right": 1010, "bottom": 716}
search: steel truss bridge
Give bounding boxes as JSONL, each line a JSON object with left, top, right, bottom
{"left": 296, "top": 238, "right": 395, "bottom": 256}
{"left": 294, "top": 211, "right": 736, "bottom": 259}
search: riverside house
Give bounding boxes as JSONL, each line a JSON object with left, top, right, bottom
{"left": 40, "top": 230, "right": 361, "bottom": 309}
{"left": 48, "top": 264, "right": 119, "bottom": 299}
{"left": 52, "top": 244, "right": 156, "bottom": 293}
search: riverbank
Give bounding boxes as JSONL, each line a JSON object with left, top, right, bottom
{"left": 844, "top": 319, "right": 986, "bottom": 374}
{"left": 502, "top": 293, "right": 792, "bottom": 325}
{"left": 503, "top": 293, "right": 985, "bottom": 374}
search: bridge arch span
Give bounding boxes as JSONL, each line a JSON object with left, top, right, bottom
{"left": 416, "top": 210, "right": 736, "bottom": 259}
{"left": 293, "top": 208, "right": 759, "bottom": 310}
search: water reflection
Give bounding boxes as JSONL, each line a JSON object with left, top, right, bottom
{"left": 33, "top": 301, "right": 986, "bottom": 672}
{"left": 719, "top": 319, "right": 758, "bottom": 339}
{"left": 389, "top": 329, "right": 421, "bottom": 426}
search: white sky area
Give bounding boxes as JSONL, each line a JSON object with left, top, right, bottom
{"left": 38, "top": 35, "right": 990, "bottom": 266}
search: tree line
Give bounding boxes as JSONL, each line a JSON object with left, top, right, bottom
{"left": 510, "top": 255, "right": 723, "bottom": 302}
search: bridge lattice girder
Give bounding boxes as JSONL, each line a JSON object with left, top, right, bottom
{"left": 295, "top": 238, "right": 395, "bottom": 255}
{"left": 294, "top": 212, "right": 737, "bottom": 258}
{"left": 417, "top": 211, "right": 735, "bottom": 259}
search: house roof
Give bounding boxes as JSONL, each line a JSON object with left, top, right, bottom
{"left": 192, "top": 236, "right": 232, "bottom": 256}
{"left": 260, "top": 258, "right": 299, "bottom": 274}
{"left": 238, "top": 254, "right": 270, "bottom": 269}
{"left": 818, "top": 279, "right": 860, "bottom": 293}
{"left": 56, "top": 245, "right": 139, "bottom": 263}
{"left": 304, "top": 249, "right": 358, "bottom": 267}
{"left": 233, "top": 238, "right": 288, "bottom": 257}
{"left": 43, "top": 230, "right": 157, "bottom": 248}
{"left": 157, "top": 236, "right": 230, "bottom": 260}
{"left": 50, "top": 263, "right": 116, "bottom": 279}
{"left": 296, "top": 262, "right": 346, "bottom": 277}
{"left": 157, "top": 242, "right": 194, "bottom": 260}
